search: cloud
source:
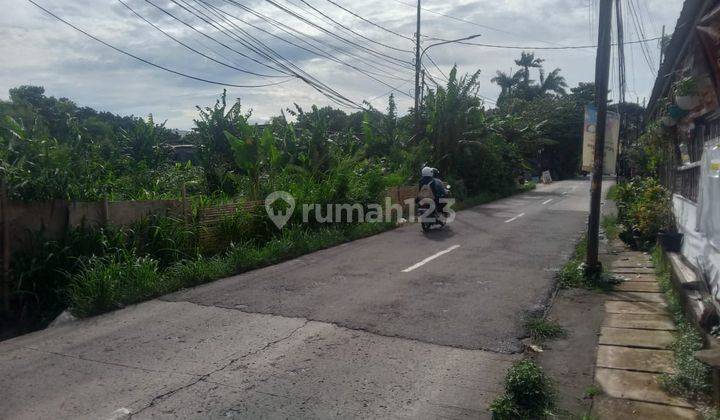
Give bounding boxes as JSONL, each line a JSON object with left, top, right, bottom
{"left": 1, "top": 0, "right": 684, "bottom": 128}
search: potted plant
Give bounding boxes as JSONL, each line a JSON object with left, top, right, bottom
{"left": 673, "top": 76, "right": 701, "bottom": 111}
{"left": 658, "top": 208, "right": 684, "bottom": 252}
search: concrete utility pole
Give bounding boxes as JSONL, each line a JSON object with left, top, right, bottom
{"left": 414, "top": 0, "right": 421, "bottom": 136}
{"left": 586, "top": 0, "right": 614, "bottom": 275}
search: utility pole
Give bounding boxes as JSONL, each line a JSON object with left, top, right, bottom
{"left": 413, "top": 0, "right": 421, "bottom": 136}
{"left": 586, "top": 0, "right": 614, "bottom": 275}
{"left": 615, "top": 0, "right": 626, "bottom": 180}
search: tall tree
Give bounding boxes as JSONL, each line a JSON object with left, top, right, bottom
{"left": 514, "top": 52, "right": 544, "bottom": 85}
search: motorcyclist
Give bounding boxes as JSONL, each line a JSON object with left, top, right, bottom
{"left": 417, "top": 166, "right": 447, "bottom": 214}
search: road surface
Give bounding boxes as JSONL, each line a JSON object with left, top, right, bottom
{"left": 0, "top": 179, "right": 603, "bottom": 419}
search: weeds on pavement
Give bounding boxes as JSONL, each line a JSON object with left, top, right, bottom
{"left": 490, "top": 359, "right": 557, "bottom": 419}
{"left": 651, "top": 247, "right": 713, "bottom": 401}
{"left": 524, "top": 316, "right": 566, "bottom": 342}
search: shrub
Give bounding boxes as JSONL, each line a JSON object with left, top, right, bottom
{"left": 525, "top": 316, "right": 566, "bottom": 342}
{"left": 68, "top": 253, "right": 162, "bottom": 317}
{"left": 491, "top": 360, "right": 556, "bottom": 419}
{"left": 615, "top": 178, "right": 671, "bottom": 249}
{"left": 489, "top": 395, "right": 521, "bottom": 420}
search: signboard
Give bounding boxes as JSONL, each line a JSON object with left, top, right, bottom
{"left": 581, "top": 104, "right": 620, "bottom": 175}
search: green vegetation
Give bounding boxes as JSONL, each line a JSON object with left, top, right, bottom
{"left": 1, "top": 52, "right": 594, "bottom": 332}
{"left": 490, "top": 359, "right": 556, "bottom": 419}
{"left": 601, "top": 214, "right": 619, "bottom": 241}
{"left": 583, "top": 384, "right": 602, "bottom": 399}
{"left": 558, "top": 236, "right": 588, "bottom": 289}
{"left": 652, "top": 248, "right": 713, "bottom": 401}
{"left": 524, "top": 316, "right": 566, "bottom": 342}
{"left": 69, "top": 223, "right": 392, "bottom": 317}
{"left": 615, "top": 178, "right": 672, "bottom": 249}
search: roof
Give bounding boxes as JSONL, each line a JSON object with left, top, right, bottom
{"left": 647, "top": 0, "right": 716, "bottom": 117}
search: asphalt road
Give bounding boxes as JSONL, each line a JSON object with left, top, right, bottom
{"left": 0, "top": 179, "right": 603, "bottom": 419}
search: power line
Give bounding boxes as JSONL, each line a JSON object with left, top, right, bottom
{"left": 118, "top": 0, "right": 285, "bottom": 78}
{"left": 261, "top": 0, "right": 414, "bottom": 68}
{"left": 389, "top": 0, "right": 570, "bottom": 48}
{"left": 26, "top": 0, "right": 295, "bottom": 89}
{"left": 422, "top": 35, "right": 663, "bottom": 50}
{"left": 324, "top": 0, "right": 413, "bottom": 41}
{"left": 293, "top": 0, "right": 412, "bottom": 53}
{"left": 197, "top": 0, "right": 411, "bottom": 82}
{"left": 219, "top": 0, "right": 413, "bottom": 77}
{"left": 158, "top": 0, "right": 361, "bottom": 109}
{"left": 194, "top": 0, "right": 414, "bottom": 97}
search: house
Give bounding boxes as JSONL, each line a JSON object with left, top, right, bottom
{"left": 647, "top": 0, "right": 720, "bottom": 312}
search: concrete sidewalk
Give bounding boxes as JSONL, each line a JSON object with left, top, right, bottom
{"left": 592, "top": 240, "right": 699, "bottom": 419}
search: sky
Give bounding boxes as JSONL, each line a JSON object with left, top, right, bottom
{"left": 1, "top": 0, "right": 684, "bottom": 129}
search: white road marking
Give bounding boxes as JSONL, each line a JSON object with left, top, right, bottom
{"left": 402, "top": 245, "right": 461, "bottom": 273}
{"left": 542, "top": 199, "right": 553, "bottom": 205}
{"left": 504, "top": 213, "right": 525, "bottom": 223}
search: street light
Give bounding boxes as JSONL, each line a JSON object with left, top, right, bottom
{"left": 420, "top": 34, "right": 482, "bottom": 62}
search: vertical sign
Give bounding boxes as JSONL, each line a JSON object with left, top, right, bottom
{"left": 582, "top": 104, "right": 620, "bottom": 174}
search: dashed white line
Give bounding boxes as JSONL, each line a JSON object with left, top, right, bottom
{"left": 504, "top": 213, "right": 525, "bottom": 223}
{"left": 542, "top": 199, "right": 553, "bottom": 205}
{"left": 402, "top": 245, "right": 461, "bottom": 273}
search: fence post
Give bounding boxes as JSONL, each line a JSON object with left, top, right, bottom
{"left": 1, "top": 181, "right": 9, "bottom": 313}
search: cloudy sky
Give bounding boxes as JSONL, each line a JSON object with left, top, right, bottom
{"left": 1, "top": 0, "right": 683, "bottom": 129}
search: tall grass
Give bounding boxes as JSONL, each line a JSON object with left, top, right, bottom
{"left": 67, "top": 223, "right": 393, "bottom": 317}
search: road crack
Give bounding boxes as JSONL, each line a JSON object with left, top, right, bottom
{"left": 128, "top": 320, "right": 310, "bottom": 418}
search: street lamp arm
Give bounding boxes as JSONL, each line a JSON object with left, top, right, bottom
{"left": 420, "top": 34, "right": 482, "bottom": 61}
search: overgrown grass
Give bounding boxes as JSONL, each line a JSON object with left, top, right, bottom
{"left": 525, "top": 316, "right": 566, "bottom": 342}
{"left": 558, "top": 236, "right": 588, "bottom": 289}
{"left": 68, "top": 223, "right": 392, "bottom": 317}
{"left": 652, "top": 247, "right": 713, "bottom": 401}
{"left": 601, "top": 214, "right": 619, "bottom": 241}
{"left": 490, "top": 359, "right": 556, "bottom": 419}
{"left": 605, "top": 184, "right": 619, "bottom": 201}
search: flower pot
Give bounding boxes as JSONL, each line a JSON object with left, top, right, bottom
{"left": 658, "top": 231, "right": 683, "bottom": 252}
{"left": 676, "top": 95, "right": 701, "bottom": 111}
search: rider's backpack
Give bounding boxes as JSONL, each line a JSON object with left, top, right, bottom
{"left": 417, "top": 183, "right": 435, "bottom": 201}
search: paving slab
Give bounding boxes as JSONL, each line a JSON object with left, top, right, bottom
{"left": 592, "top": 396, "right": 699, "bottom": 419}
{"left": 596, "top": 345, "right": 675, "bottom": 374}
{"left": 613, "top": 273, "right": 660, "bottom": 282}
{"left": 606, "top": 291, "right": 666, "bottom": 303}
{"left": 595, "top": 368, "right": 693, "bottom": 408}
{"left": 602, "top": 313, "right": 676, "bottom": 331}
{"left": 599, "top": 327, "right": 674, "bottom": 349}
{"left": 610, "top": 267, "right": 656, "bottom": 275}
{"left": 614, "top": 281, "right": 662, "bottom": 292}
{"left": 605, "top": 300, "right": 668, "bottom": 315}
{"left": 610, "top": 261, "right": 654, "bottom": 269}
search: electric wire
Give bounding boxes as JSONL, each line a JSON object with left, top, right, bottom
{"left": 293, "top": 0, "right": 412, "bottom": 53}
{"left": 118, "top": 0, "right": 285, "bottom": 78}
{"left": 324, "top": 0, "right": 413, "bottom": 41}
{"left": 194, "top": 0, "right": 413, "bottom": 97}
{"left": 261, "top": 0, "right": 415, "bottom": 67}
{"left": 162, "top": 0, "right": 362, "bottom": 108}
{"left": 26, "top": 0, "right": 295, "bottom": 89}
{"left": 220, "top": 0, "right": 413, "bottom": 77}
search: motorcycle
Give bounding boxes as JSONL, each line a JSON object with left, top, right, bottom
{"left": 416, "top": 185, "right": 451, "bottom": 233}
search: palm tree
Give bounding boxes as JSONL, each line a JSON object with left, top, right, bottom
{"left": 514, "top": 52, "right": 544, "bottom": 85}
{"left": 491, "top": 70, "right": 518, "bottom": 97}
{"left": 539, "top": 68, "right": 568, "bottom": 95}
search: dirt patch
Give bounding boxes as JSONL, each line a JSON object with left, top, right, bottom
{"left": 535, "top": 288, "right": 606, "bottom": 417}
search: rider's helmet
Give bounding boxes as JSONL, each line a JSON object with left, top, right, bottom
{"left": 421, "top": 166, "right": 434, "bottom": 177}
